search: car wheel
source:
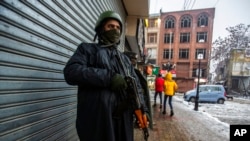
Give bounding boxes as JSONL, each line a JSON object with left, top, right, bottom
{"left": 190, "top": 97, "right": 196, "bottom": 103}
{"left": 217, "top": 99, "right": 224, "bottom": 104}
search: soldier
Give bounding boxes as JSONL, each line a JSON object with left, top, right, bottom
{"left": 64, "top": 11, "right": 149, "bottom": 141}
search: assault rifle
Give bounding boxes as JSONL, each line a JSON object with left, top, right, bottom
{"left": 116, "top": 50, "right": 149, "bottom": 141}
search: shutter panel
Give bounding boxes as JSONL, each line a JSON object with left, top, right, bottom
{"left": 0, "top": 0, "right": 125, "bottom": 140}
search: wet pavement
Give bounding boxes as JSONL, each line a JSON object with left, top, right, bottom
{"left": 134, "top": 92, "right": 229, "bottom": 141}
{"left": 134, "top": 103, "right": 191, "bottom": 141}
{"left": 135, "top": 105, "right": 189, "bottom": 141}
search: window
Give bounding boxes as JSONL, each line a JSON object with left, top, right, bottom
{"left": 180, "top": 33, "right": 190, "bottom": 43}
{"left": 165, "top": 16, "right": 175, "bottom": 28}
{"left": 181, "top": 15, "right": 191, "bottom": 28}
{"left": 195, "top": 49, "right": 206, "bottom": 59}
{"left": 147, "top": 33, "right": 157, "bottom": 43}
{"left": 149, "top": 18, "right": 158, "bottom": 28}
{"left": 147, "top": 48, "right": 157, "bottom": 59}
{"left": 163, "top": 49, "right": 173, "bottom": 59}
{"left": 164, "top": 33, "right": 174, "bottom": 43}
{"left": 192, "top": 68, "right": 206, "bottom": 77}
{"left": 198, "top": 14, "right": 208, "bottom": 27}
{"left": 202, "top": 69, "right": 206, "bottom": 77}
{"left": 179, "top": 49, "right": 189, "bottom": 59}
{"left": 192, "top": 69, "right": 197, "bottom": 77}
{"left": 197, "top": 32, "right": 207, "bottom": 43}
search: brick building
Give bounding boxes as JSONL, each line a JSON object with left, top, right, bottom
{"left": 145, "top": 8, "right": 215, "bottom": 92}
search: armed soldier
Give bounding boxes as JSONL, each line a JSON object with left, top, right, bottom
{"left": 64, "top": 11, "right": 149, "bottom": 141}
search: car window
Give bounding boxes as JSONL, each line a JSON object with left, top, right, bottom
{"left": 199, "top": 86, "right": 207, "bottom": 92}
{"left": 210, "top": 86, "right": 221, "bottom": 92}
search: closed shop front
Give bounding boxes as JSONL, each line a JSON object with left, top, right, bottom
{"left": 0, "top": 0, "right": 126, "bottom": 140}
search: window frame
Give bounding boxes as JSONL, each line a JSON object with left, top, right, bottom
{"left": 195, "top": 49, "right": 206, "bottom": 59}
{"left": 165, "top": 16, "right": 175, "bottom": 29}
{"left": 164, "top": 33, "right": 174, "bottom": 43}
{"left": 181, "top": 15, "right": 192, "bottom": 28}
{"left": 192, "top": 68, "right": 207, "bottom": 77}
{"left": 197, "top": 32, "right": 207, "bottom": 43}
{"left": 180, "top": 32, "right": 190, "bottom": 43}
{"left": 179, "top": 48, "right": 189, "bottom": 59}
{"left": 147, "top": 33, "right": 157, "bottom": 43}
{"left": 198, "top": 13, "right": 208, "bottom": 27}
{"left": 163, "top": 49, "right": 173, "bottom": 59}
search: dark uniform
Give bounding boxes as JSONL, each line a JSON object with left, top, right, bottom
{"left": 64, "top": 11, "right": 148, "bottom": 141}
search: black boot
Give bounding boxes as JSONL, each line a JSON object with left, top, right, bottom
{"left": 162, "top": 110, "right": 166, "bottom": 115}
{"left": 170, "top": 110, "right": 174, "bottom": 116}
{"left": 153, "top": 103, "right": 156, "bottom": 107}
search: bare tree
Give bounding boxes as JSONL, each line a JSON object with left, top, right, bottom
{"left": 211, "top": 24, "right": 250, "bottom": 75}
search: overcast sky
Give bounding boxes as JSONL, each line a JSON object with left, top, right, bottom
{"left": 150, "top": 0, "right": 250, "bottom": 41}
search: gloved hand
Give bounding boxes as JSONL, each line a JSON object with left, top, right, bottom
{"left": 110, "top": 74, "right": 127, "bottom": 91}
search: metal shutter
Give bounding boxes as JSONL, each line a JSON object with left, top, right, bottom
{"left": 0, "top": 0, "right": 125, "bottom": 140}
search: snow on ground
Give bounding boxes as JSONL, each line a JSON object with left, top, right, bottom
{"left": 173, "top": 94, "right": 250, "bottom": 140}
{"left": 175, "top": 95, "right": 250, "bottom": 125}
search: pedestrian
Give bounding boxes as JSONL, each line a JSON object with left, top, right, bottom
{"left": 153, "top": 73, "right": 164, "bottom": 108}
{"left": 124, "top": 51, "right": 153, "bottom": 129}
{"left": 63, "top": 11, "right": 149, "bottom": 141}
{"left": 162, "top": 72, "right": 178, "bottom": 116}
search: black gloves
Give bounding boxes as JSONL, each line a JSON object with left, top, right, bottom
{"left": 110, "top": 74, "right": 127, "bottom": 91}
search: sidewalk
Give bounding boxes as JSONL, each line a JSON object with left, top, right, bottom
{"left": 134, "top": 103, "right": 190, "bottom": 141}
{"left": 134, "top": 92, "right": 230, "bottom": 141}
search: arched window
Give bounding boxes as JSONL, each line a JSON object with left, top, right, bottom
{"left": 165, "top": 16, "right": 175, "bottom": 28}
{"left": 180, "top": 15, "right": 191, "bottom": 28}
{"left": 198, "top": 13, "right": 208, "bottom": 27}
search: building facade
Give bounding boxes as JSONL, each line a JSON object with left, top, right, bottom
{"left": 144, "top": 13, "right": 161, "bottom": 65}
{"left": 227, "top": 48, "right": 250, "bottom": 93}
{"left": 145, "top": 8, "right": 215, "bottom": 92}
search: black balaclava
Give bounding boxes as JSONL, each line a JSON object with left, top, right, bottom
{"left": 99, "top": 29, "right": 121, "bottom": 45}
{"left": 94, "top": 18, "right": 122, "bottom": 47}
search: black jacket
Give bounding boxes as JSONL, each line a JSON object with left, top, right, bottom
{"left": 63, "top": 43, "right": 148, "bottom": 141}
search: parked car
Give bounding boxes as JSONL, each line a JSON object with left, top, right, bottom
{"left": 183, "top": 85, "right": 227, "bottom": 104}
{"left": 215, "top": 80, "right": 228, "bottom": 93}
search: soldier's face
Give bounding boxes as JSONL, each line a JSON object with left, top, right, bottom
{"left": 104, "top": 19, "right": 120, "bottom": 33}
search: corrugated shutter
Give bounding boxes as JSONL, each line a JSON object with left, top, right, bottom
{"left": 0, "top": 0, "right": 125, "bottom": 140}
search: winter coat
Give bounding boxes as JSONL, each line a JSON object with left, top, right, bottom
{"left": 163, "top": 72, "right": 178, "bottom": 96}
{"left": 155, "top": 76, "right": 164, "bottom": 92}
{"left": 63, "top": 43, "right": 148, "bottom": 141}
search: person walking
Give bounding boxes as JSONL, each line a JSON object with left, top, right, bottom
{"left": 63, "top": 11, "right": 149, "bottom": 141}
{"left": 153, "top": 73, "right": 164, "bottom": 108}
{"left": 162, "top": 72, "right": 178, "bottom": 116}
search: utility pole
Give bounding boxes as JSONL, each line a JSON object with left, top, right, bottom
{"left": 194, "top": 54, "right": 203, "bottom": 111}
